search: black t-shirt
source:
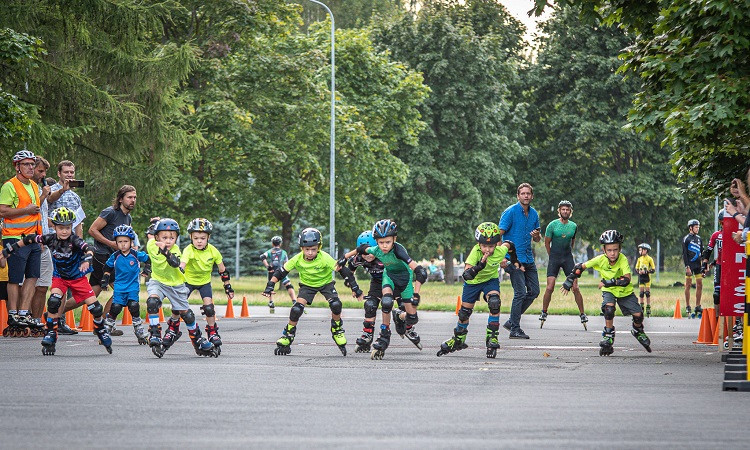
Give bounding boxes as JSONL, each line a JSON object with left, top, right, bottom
{"left": 93, "top": 206, "right": 132, "bottom": 255}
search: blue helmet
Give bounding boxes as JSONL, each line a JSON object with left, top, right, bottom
{"left": 356, "top": 230, "right": 376, "bottom": 248}
{"left": 113, "top": 224, "right": 136, "bottom": 241}
{"left": 155, "top": 218, "right": 180, "bottom": 235}
{"left": 372, "top": 219, "right": 397, "bottom": 238}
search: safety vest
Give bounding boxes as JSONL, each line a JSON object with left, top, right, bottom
{"left": 2, "top": 176, "right": 42, "bottom": 238}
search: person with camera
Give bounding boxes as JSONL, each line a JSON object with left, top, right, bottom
{"left": 47, "top": 160, "right": 85, "bottom": 238}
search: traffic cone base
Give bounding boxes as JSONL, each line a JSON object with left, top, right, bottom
{"left": 693, "top": 310, "right": 713, "bottom": 344}
{"left": 673, "top": 299, "right": 682, "bottom": 319}
{"left": 240, "top": 296, "right": 250, "bottom": 318}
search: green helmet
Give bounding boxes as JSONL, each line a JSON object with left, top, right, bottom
{"left": 474, "top": 222, "right": 501, "bottom": 245}
{"left": 50, "top": 207, "right": 76, "bottom": 226}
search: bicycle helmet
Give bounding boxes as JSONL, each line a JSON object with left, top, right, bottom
{"left": 637, "top": 243, "right": 651, "bottom": 251}
{"left": 474, "top": 222, "right": 502, "bottom": 244}
{"left": 373, "top": 219, "right": 397, "bottom": 238}
{"left": 687, "top": 219, "right": 700, "bottom": 229}
{"left": 356, "top": 230, "right": 376, "bottom": 248}
{"left": 599, "top": 229, "right": 624, "bottom": 245}
{"left": 298, "top": 228, "right": 322, "bottom": 247}
{"left": 50, "top": 207, "right": 76, "bottom": 226}
{"left": 13, "top": 150, "right": 36, "bottom": 164}
{"left": 271, "top": 236, "right": 282, "bottom": 246}
{"left": 187, "top": 218, "right": 213, "bottom": 234}
{"left": 558, "top": 200, "right": 573, "bottom": 209}
{"left": 113, "top": 224, "right": 136, "bottom": 241}
{"left": 154, "top": 218, "right": 180, "bottom": 235}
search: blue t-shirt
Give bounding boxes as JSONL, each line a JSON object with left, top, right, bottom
{"left": 105, "top": 250, "right": 150, "bottom": 294}
{"left": 499, "top": 202, "right": 540, "bottom": 264}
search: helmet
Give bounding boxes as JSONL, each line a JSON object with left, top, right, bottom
{"left": 50, "top": 207, "right": 76, "bottom": 226}
{"left": 638, "top": 243, "right": 651, "bottom": 251}
{"left": 558, "top": 200, "right": 573, "bottom": 209}
{"left": 298, "top": 228, "right": 322, "bottom": 247}
{"left": 687, "top": 219, "right": 700, "bottom": 228}
{"left": 356, "top": 230, "right": 376, "bottom": 248}
{"left": 187, "top": 218, "right": 213, "bottom": 234}
{"left": 717, "top": 209, "right": 725, "bottom": 222}
{"left": 474, "top": 222, "right": 502, "bottom": 244}
{"left": 271, "top": 236, "right": 282, "bottom": 246}
{"left": 154, "top": 218, "right": 180, "bottom": 235}
{"left": 372, "top": 219, "right": 397, "bottom": 238}
{"left": 599, "top": 229, "right": 624, "bottom": 245}
{"left": 13, "top": 150, "right": 36, "bottom": 164}
{"left": 113, "top": 224, "right": 136, "bottom": 241}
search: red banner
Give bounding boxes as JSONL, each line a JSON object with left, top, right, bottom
{"left": 720, "top": 217, "right": 746, "bottom": 316}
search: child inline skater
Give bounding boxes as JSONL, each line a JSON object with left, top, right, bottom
{"left": 436, "top": 222, "right": 519, "bottom": 358}
{"left": 145, "top": 218, "right": 217, "bottom": 358}
{"left": 635, "top": 243, "right": 656, "bottom": 317}
{"left": 260, "top": 236, "right": 297, "bottom": 313}
{"left": 101, "top": 225, "right": 150, "bottom": 344}
{"left": 343, "top": 219, "right": 428, "bottom": 360}
{"left": 561, "top": 229, "right": 651, "bottom": 356}
{"left": 180, "top": 218, "right": 233, "bottom": 355}
{"left": 1, "top": 207, "right": 112, "bottom": 355}
{"left": 682, "top": 219, "right": 704, "bottom": 318}
{"left": 263, "top": 227, "right": 362, "bottom": 356}
{"left": 347, "top": 230, "right": 385, "bottom": 353}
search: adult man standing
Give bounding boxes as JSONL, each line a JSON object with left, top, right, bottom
{"left": 539, "top": 200, "right": 587, "bottom": 329}
{"left": 682, "top": 219, "right": 703, "bottom": 318}
{"left": 498, "top": 183, "right": 541, "bottom": 339}
{"left": 47, "top": 160, "right": 85, "bottom": 237}
{"left": 0, "top": 150, "right": 43, "bottom": 330}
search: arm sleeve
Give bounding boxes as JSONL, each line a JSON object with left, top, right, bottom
{"left": 180, "top": 245, "right": 191, "bottom": 264}
{"left": 682, "top": 237, "right": 690, "bottom": 265}
{"left": 260, "top": 251, "right": 267, "bottom": 261}
{"left": 39, "top": 234, "right": 53, "bottom": 246}
{"left": 213, "top": 246, "right": 223, "bottom": 265}
{"left": 281, "top": 250, "right": 288, "bottom": 264}
{"left": 533, "top": 211, "right": 540, "bottom": 230}
{"left": 393, "top": 243, "right": 413, "bottom": 264}
{"left": 72, "top": 235, "right": 90, "bottom": 253}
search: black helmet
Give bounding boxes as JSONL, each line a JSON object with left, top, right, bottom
{"left": 599, "top": 229, "right": 624, "bottom": 245}
{"left": 558, "top": 200, "right": 572, "bottom": 209}
{"left": 687, "top": 219, "right": 700, "bottom": 228}
{"left": 373, "top": 219, "right": 397, "bottom": 238}
{"left": 298, "top": 228, "right": 322, "bottom": 247}
{"left": 638, "top": 243, "right": 651, "bottom": 251}
{"left": 271, "top": 235, "right": 282, "bottom": 246}
{"left": 717, "top": 209, "right": 725, "bottom": 222}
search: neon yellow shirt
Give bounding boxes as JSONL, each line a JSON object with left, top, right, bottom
{"left": 464, "top": 244, "right": 509, "bottom": 285}
{"left": 147, "top": 239, "right": 185, "bottom": 286}
{"left": 181, "top": 243, "right": 223, "bottom": 286}
{"left": 585, "top": 253, "right": 633, "bottom": 297}
{"left": 284, "top": 250, "right": 336, "bottom": 288}
{"left": 635, "top": 255, "right": 655, "bottom": 273}
{"left": 0, "top": 179, "right": 37, "bottom": 208}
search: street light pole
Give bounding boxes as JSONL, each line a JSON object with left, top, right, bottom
{"left": 308, "top": 0, "right": 336, "bottom": 257}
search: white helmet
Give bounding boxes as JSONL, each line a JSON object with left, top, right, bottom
{"left": 12, "top": 150, "right": 36, "bottom": 164}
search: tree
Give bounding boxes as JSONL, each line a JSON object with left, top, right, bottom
{"left": 292, "top": 0, "right": 405, "bottom": 30}
{"left": 373, "top": 0, "right": 527, "bottom": 281}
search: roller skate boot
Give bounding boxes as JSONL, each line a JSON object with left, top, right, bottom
{"left": 274, "top": 324, "right": 296, "bottom": 355}
{"left": 189, "top": 327, "right": 218, "bottom": 357}
{"left": 692, "top": 305, "right": 702, "bottom": 319}
{"left": 7, "top": 314, "right": 31, "bottom": 337}
{"left": 539, "top": 310, "right": 547, "bottom": 328}
{"left": 436, "top": 327, "right": 468, "bottom": 357}
{"left": 268, "top": 300, "right": 275, "bottom": 314}
{"left": 58, "top": 315, "right": 78, "bottom": 335}
{"left": 599, "top": 326, "right": 615, "bottom": 356}
{"left": 132, "top": 318, "right": 149, "bottom": 345}
{"left": 645, "top": 305, "right": 651, "bottom": 318}
{"left": 392, "top": 308, "right": 406, "bottom": 338}
{"left": 149, "top": 324, "right": 165, "bottom": 358}
{"left": 370, "top": 325, "right": 391, "bottom": 360}
{"left": 405, "top": 326, "right": 422, "bottom": 350}
{"left": 41, "top": 318, "right": 58, "bottom": 355}
{"left": 580, "top": 313, "right": 588, "bottom": 331}
{"left": 355, "top": 321, "right": 374, "bottom": 353}
{"left": 161, "top": 317, "right": 182, "bottom": 352}
{"left": 205, "top": 324, "right": 222, "bottom": 355}
{"left": 103, "top": 316, "right": 117, "bottom": 335}
{"left": 486, "top": 323, "right": 500, "bottom": 358}
{"left": 93, "top": 319, "right": 113, "bottom": 354}
{"left": 685, "top": 305, "right": 692, "bottom": 318}
{"left": 631, "top": 326, "right": 652, "bottom": 353}
{"left": 26, "top": 315, "right": 46, "bottom": 337}
{"left": 331, "top": 319, "right": 347, "bottom": 356}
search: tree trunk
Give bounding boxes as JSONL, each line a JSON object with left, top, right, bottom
{"left": 281, "top": 216, "right": 294, "bottom": 254}
{"left": 586, "top": 245, "right": 595, "bottom": 274}
{"left": 444, "top": 246, "right": 455, "bottom": 285}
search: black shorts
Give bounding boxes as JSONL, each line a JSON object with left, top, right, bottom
{"left": 0, "top": 281, "right": 7, "bottom": 302}
{"left": 89, "top": 252, "right": 115, "bottom": 287}
{"left": 186, "top": 282, "right": 213, "bottom": 299}
{"left": 686, "top": 263, "right": 702, "bottom": 277}
{"left": 547, "top": 253, "right": 574, "bottom": 278}
{"left": 367, "top": 278, "right": 383, "bottom": 300}
{"left": 297, "top": 282, "right": 338, "bottom": 305}
{"left": 638, "top": 273, "right": 651, "bottom": 285}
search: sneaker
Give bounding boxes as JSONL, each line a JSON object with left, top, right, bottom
{"left": 509, "top": 329, "right": 529, "bottom": 339}
{"left": 502, "top": 320, "right": 512, "bottom": 332}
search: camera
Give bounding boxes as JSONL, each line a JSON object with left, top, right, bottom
{"left": 68, "top": 180, "right": 85, "bottom": 188}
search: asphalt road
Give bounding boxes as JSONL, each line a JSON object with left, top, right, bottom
{"left": 0, "top": 306, "right": 747, "bottom": 448}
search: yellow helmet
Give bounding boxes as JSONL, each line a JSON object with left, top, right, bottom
{"left": 51, "top": 207, "right": 76, "bottom": 226}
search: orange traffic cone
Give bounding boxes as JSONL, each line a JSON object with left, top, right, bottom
{"left": 79, "top": 306, "right": 93, "bottom": 332}
{"left": 712, "top": 316, "right": 730, "bottom": 345}
{"left": 0, "top": 299, "right": 8, "bottom": 333}
{"left": 158, "top": 306, "right": 165, "bottom": 322}
{"left": 454, "top": 296, "right": 461, "bottom": 315}
{"left": 240, "top": 296, "right": 250, "bottom": 318}
{"left": 706, "top": 308, "right": 717, "bottom": 338}
{"left": 65, "top": 309, "right": 77, "bottom": 330}
{"left": 224, "top": 297, "right": 235, "bottom": 318}
{"left": 673, "top": 299, "right": 682, "bottom": 319}
{"left": 121, "top": 308, "right": 132, "bottom": 325}
{"left": 693, "top": 312, "right": 712, "bottom": 344}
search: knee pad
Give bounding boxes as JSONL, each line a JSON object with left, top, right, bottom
{"left": 290, "top": 302, "right": 305, "bottom": 322}
{"left": 713, "top": 288, "right": 720, "bottom": 305}
{"left": 363, "top": 297, "right": 379, "bottom": 318}
{"left": 127, "top": 300, "right": 140, "bottom": 317}
{"left": 601, "top": 304, "right": 616, "bottom": 320}
{"left": 405, "top": 312, "right": 418, "bottom": 326}
{"left": 47, "top": 293, "right": 63, "bottom": 314}
{"left": 109, "top": 303, "right": 124, "bottom": 319}
{"left": 87, "top": 301, "right": 104, "bottom": 318}
{"left": 639, "top": 291, "right": 645, "bottom": 299}
{"left": 284, "top": 281, "right": 294, "bottom": 291}
{"left": 381, "top": 294, "right": 394, "bottom": 314}
{"left": 180, "top": 309, "right": 196, "bottom": 325}
{"left": 200, "top": 303, "right": 216, "bottom": 317}
{"left": 329, "top": 298, "right": 342, "bottom": 315}
{"left": 486, "top": 293, "right": 501, "bottom": 315}
{"left": 146, "top": 296, "right": 162, "bottom": 314}
{"left": 645, "top": 290, "right": 651, "bottom": 298}
{"left": 458, "top": 306, "right": 473, "bottom": 322}
{"left": 632, "top": 314, "right": 644, "bottom": 328}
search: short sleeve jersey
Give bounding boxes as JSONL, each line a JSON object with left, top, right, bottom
{"left": 0, "top": 179, "right": 37, "bottom": 209}
{"left": 585, "top": 253, "right": 633, "bottom": 297}
{"left": 682, "top": 233, "right": 702, "bottom": 267}
{"left": 39, "top": 233, "right": 92, "bottom": 280}
{"left": 182, "top": 244, "right": 223, "bottom": 285}
{"left": 284, "top": 250, "right": 337, "bottom": 288}
{"left": 366, "top": 243, "right": 412, "bottom": 276}
{"left": 146, "top": 239, "right": 185, "bottom": 286}
{"left": 635, "top": 255, "right": 655, "bottom": 273}
{"left": 92, "top": 207, "right": 132, "bottom": 255}
{"left": 707, "top": 231, "right": 722, "bottom": 266}
{"left": 545, "top": 219, "right": 577, "bottom": 257}
{"left": 464, "top": 244, "right": 509, "bottom": 285}
{"left": 106, "top": 250, "right": 149, "bottom": 293}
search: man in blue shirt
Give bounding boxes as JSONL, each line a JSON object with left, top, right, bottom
{"left": 498, "top": 183, "right": 541, "bottom": 339}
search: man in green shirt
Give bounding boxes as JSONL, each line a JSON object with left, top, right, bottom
{"left": 562, "top": 229, "right": 652, "bottom": 356}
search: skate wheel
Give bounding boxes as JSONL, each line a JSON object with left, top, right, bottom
{"left": 436, "top": 350, "right": 446, "bottom": 357}
{"left": 486, "top": 348, "right": 497, "bottom": 359}
{"left": 415, "top": 342, "right": 423, "bottom": 351}
{"left": 540, "top": 321, "right": 544, "bottom": 329}
{"left": 339, "top": 346, "right": 347, "bottom": 356}
{"left": 371, "top": 350, "right": 384, "bottom": 360}
{"left": 2, "top": 329, "right": 7, "bottom": 337}
{"left": 22, "top": 328, "right": 31, "bottom": 337}
{"left": 105, "top": 346, "right": 113, "bottom": 354}
{"left": 583, "top": 323, "right": 588, "bottom": 331}
{"left": 151, "top": 346, "right": 164, "bottom": 358}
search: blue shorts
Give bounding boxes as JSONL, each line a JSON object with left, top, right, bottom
{"left": 112, "top": 290, "right": 140, "bottom": 306}
{"left": 186, "top": 282, "right": 213, "bottom": 299}
{"left": 461, "top": 278, "right": 500, "bottom": 304}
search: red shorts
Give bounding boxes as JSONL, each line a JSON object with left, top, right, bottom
{"left": 51, "top": 277, "right": 95, "bottom": 304}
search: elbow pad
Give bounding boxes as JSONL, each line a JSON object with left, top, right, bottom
{"left": 356, "top": 244, "right": 369, "bottom": 255}
{"left": 615, "top": 277, "right": 630, "bottom": 287}
{"left": 165, "top": 252, "right": 180, "bottom": 268}
{"left": 462, "top": 264, "right": 481, "bottom": 281}
{"left": 602, "top": 278, "right": 616, "bottom": 287}
{"left": 272, "top": 268, "right": 289, "bottom": 281}
{"left": 414, "top": 265, "right": 427, "bottom": 284}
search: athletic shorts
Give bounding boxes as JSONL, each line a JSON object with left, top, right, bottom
{"left": 638, "top": 273, "right": 651, "bottom": 288}
{"left": 297, "top": 282, "right": 338, "bottom": 305}
{"left": 601, "top": 292, "right": 642, "bottom": 316}
{"left": 186, "top": 282, "right": 213, "bottom": 299}
{"left": 267, "top": 270, "right": 292, "bottom": 289}
{"left": 367, "top": 277, "right": 383, "bottom": 300}
{"left": 461, "top": 278, "right": 500, "bottom": 304}
{"left": 382, "top": 270, "right": 413, "bottom": 301}
{"left": 686, "top": 263, "right": 702, "bottom": 277}
{"left": 89, "top": 252, "right": 115, "bottom": 287}
{"left": 35, "top": 247, "right": 53, "bottom": 288}
{"left": 147, "top": 279, "right": 189, "bottom": 311}
{"left": 4, "top": 239, "right": 41, "bottom": 284}
{"left": 112, "top": 290, "right": 140, "bottom": 306}
{"left": 51, "top": 276, "right": 95, "bottom": 304}
{"left": 546, "top": 253, "right": 574, "bottom": 278}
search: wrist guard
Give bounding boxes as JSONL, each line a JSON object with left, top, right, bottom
{"left": 356, "top": 244, "right": 369, "bottom": 255}
{"left": 100, "top": 273, "right": 111, "bottom": 289}
{"left": 22, "top": 233, "right": 37, "bottom": 245}
{"left": 263, "top": 281, "right": 275, "bottom": 295}
{"left": 83, "top": 253, "right": 93, "bottom": 264}
{"left": 224, "top": 284, "right": 234, "bottom": 295}
{"left": 220, "top": 270, "right": 230, "bottom": 282}
{"left": 414, "top": 265, "right": 427, "bottom": 284}
{"left": 412, "top": 292, "right": 421, "bottom": 306}
{"left": 462, "top": 259, "right": 486, "bottom": 281}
